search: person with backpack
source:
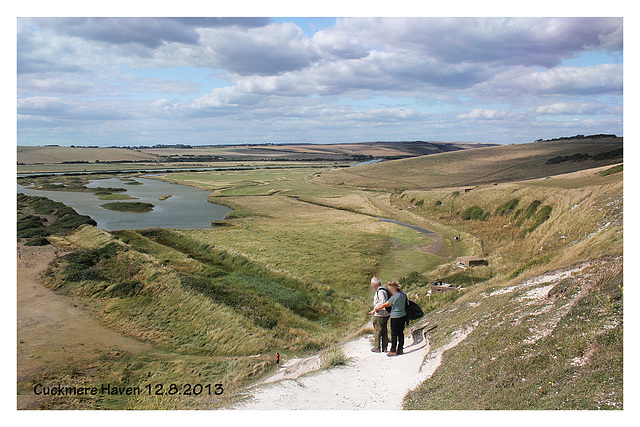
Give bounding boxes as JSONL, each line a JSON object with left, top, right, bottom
{"left": 370, "top": 281, "right": 407, "bottom": 356}
{"left": 368, "top": 277, "right": 390, "bottom": 353}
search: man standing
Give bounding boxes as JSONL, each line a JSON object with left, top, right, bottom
{"left": 369, "top": 277, "right": 390, "bottom": 353}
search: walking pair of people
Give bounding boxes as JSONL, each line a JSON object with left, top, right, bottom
{"left": 369, "top": 277, "right": 407, "bottom": 357}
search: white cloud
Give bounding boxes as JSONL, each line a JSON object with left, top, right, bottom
{"left": 535, "top": 102, "right": 606, "bottom": 115}
{"left": 458, "top": 109, "right": 510, "bottom": 120}
{"left": 515, "top": 64, "right": 623, "bottom": 95}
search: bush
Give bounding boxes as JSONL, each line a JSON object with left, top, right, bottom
{"left": 523, "top": 205, "right": 552, "bottom": 235}
{"left": 61, "top": 243, "right": 121, "bottom": 283}
{"left": 400, "top": 271, "right": 428, "bottom": 288}
{"left": 435, "top": 200, "right": 442, "bottom": 207}
{"left": 495, "top": 198, "right": 519, "bottom": 216}
{"left": 515, "top": 200, "right": 542, "bottom": 226}
{"left": 320, "top": 347, "right": 350, "bottom": 368}
{"left": 461, "top": 206, "right": 488, "bottom": 221}
{"left": 24, "top": 237, "right": 50, "bottom": 246}
{"left": 598, "top": 164, "right": 623, "bottom": 176}
{"left": 415, "top": 199, "right": 424, "bottom": 206}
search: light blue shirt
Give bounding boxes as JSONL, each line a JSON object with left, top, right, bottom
{"left": 388, "top": 291, "right": 407, "bottom": 318}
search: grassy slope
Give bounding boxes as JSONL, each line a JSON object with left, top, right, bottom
{"left": 143, "top": 141, "right": 493, "bottom": 160}
{"left": 316, "top": 137, "right": 622, "bottom": 190}
{"left": 313, "top": 139, "right": 623, "bottom": 409}
{"left": 37, "top": 221, "right": 373, "bottom": 409}
{"left": 404, "top": 258, "right": 623, "bottom": 410}
{"left": 388, "top": 167, "right": 623, "bottom": 409}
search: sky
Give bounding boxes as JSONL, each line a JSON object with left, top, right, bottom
{"left": 17, "top": 17, "right": 623, "bottom": 146}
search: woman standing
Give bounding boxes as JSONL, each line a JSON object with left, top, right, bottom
{"left": 369, "top": 281, "right": 407, "bottom": 356}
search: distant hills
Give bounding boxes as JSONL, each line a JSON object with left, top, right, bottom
{"left": 17, "top": 141, "right": 496, "bottom": 168}
{"left": 316, "top": 135, "right": 623, "bottom": 190}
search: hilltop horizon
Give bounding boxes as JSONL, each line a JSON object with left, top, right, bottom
{"left": 17, "top": 133, "right": 619, "bottom": 149}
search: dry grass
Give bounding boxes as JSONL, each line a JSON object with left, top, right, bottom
{"left": 316, "top": 137, "right": 622, "bottom": 190}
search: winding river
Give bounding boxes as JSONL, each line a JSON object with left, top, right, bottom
{"left": 17, "top": 177, "right": 231, "bottom": 231}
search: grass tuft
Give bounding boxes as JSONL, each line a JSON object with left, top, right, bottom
{"left": 320, "top": 347, "right": 350, "bottom": 368}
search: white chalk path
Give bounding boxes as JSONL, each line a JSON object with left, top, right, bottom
{"left": 232, "top": 327, "right": 474, "bottom": 410}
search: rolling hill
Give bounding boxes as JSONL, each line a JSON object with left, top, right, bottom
{"left": 17, "top": 146, "right": 158, "bottom": 164}
{"left": 316, "top": 135, "right": 622, "bottom": 190}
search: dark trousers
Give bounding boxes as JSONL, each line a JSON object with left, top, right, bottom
{"left": 373, "top": 316, "right": 389, "bottom": 350}
{"left": 390, "top": 316, "right": 407, "bottom": 352}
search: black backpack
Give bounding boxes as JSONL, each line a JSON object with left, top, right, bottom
{"left": 404, "top": 293, "right": 424, "bottom": 321}
{"left": 378, "top": 287, "right": 392, "bottom": 313}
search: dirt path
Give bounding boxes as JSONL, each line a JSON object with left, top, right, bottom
{"left": 17, "top": 244, "right": 152, "bottom": 409}
{"left": 232, "top": 326, "right": 474, "bottom": 410}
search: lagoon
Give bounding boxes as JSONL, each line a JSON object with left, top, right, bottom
{"left": 17, "top": 177, "right": 231, "bottom": 231}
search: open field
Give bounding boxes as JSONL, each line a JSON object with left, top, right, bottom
{"left": 18, "top": 146, "right": 157, "bottom": 164}
{"left": 17, "top": 160, "right": 335, "bottom": 175}
{"left": 18, "top": 141, "right": 494, "bottom": 174}
{"left": 316, "top": 136, "right": 622, "bottom": 190}
{"left": 142, "top": 140, "right": 494, "bottom": 160}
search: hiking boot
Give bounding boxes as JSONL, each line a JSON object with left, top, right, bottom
{"left": 370, "top": 348, "right": 382, "bottom": 353}
{"left": 387, "top": 352, "right": 398, "bottom": 357}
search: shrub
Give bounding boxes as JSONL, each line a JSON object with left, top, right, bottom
{"left": 461, "top": 206, "right": 488, "bottom": 221}
{"left": 435, "top": 200, "right": 442, "bottom": 207}
{"left": 495, "top": 198, "right": 519, "bottom": 216}
{"left": 598, "top": 164, "right": 623, "bottom": 176}
{"left": 515, "top": 200, "right": 542, "bottom": 226}
{"left": 24, "top": 237, "right": 50, "bottom": 246}
{"left": 415, "top": 199, "right": 424, "bottom": 206}
{"left": 400, "top": 271, "right": 428, "bottom": 288}
{"left": 511, "top": 208, "right": 523, "bottom": 221}
{"left": 523, "top": 205, "right": 552, "bottom": 235}
{"left": 61, "top": 243, "right": 121, "bottom": 283}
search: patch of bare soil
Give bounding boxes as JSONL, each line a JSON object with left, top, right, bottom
{"left": 17, "top": 244, "right": 152, "bottom": 409}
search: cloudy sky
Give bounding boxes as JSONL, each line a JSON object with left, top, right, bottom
{"left": 17, "top": 17, "right": 623, "bottom": 146}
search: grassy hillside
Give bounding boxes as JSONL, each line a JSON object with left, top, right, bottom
{"left": 404, "top": 257, "right": 622, "bottom": 410}
{"left": 142, "top": 141, "right": 495, "bottom": 161}
{"left": 378, "top": 164, "right": 623, "bottom": 409}
{"left": 316, "top": 136, "right": 622, "bottom": 190}
{"left": 45, "top": 225, "right": 363, "bottom": 356}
